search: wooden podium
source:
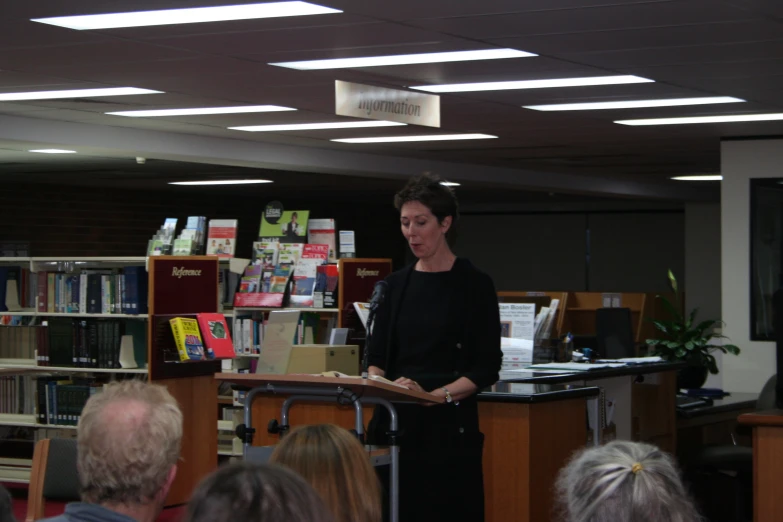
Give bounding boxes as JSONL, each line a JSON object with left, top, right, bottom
{"left": 739, "top": 410, "right": 783, "bottom": 522}
{"left": 215, "top": 373, "right": 440, "bottom": 522}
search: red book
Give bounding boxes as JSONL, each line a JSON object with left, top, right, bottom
{"left": 37, "top": 271, "right": 48, "bottom": 313}
{"left": 196, "top": 313, "right": 235, "bottom": 359}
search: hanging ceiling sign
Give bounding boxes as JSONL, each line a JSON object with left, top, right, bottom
{"left": 335, "top": 80, "right": 440, "bottom": 128}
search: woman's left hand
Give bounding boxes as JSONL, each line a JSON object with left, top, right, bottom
{"left": 394, "top": 377, "right": 425, "bottom": 393}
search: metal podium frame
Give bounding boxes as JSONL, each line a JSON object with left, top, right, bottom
{"left": 222, "top": 376, "right": 439, "bottom": 522}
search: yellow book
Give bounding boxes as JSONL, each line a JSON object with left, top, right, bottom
{"left": 169, "top": 317, "right": 205, "bottom": 362}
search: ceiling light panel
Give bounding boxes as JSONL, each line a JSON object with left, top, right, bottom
{"left": 410, "top": 75, "right": 653, "bottom": 93}
{"left": 524, "top": 96, "right": 744, "bottom": 111}
{"left": 671, "top": 175, "right": 722, "bottom": 181}
{"left": 332, "top": 134, "right": 497, "bottom": 143}
{"left": 29, "top": 149, "right": 77, "bottom": 154}
{"left": 169, "top": 180, "right": 274, "bottom": 185}
{"left": 270, "top": 48, "right": 536, "bottom": 70}
{"left": 0, "top": 87, "right": 162, "bottom": 101}
{"left": 616, "top": 113, "right": 783, "bottom": 125}
{"left": 229, "top": 121, "right": 406, "bottom": 132}
{"left": 107, "top": 105, "right": 295, "bottom": 117}
{"left": 32, "top": 2, "right": 342, "bottom": 30}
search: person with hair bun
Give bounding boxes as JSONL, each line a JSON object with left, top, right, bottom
{"left": 366, "top": 173, "right": 502, "bottom": 522}
{"left": 556, "top": 440, "right": 702, "bottom": 522}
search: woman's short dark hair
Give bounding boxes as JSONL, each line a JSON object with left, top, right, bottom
{"left": 394, "top": 173, "right": 459, "bottom": 245}
{"left": 184, "top": 462, "right": 334, "bottom": 522}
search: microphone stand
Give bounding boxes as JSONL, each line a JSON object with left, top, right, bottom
{"left": 361, "top": 306, "right": 378, "bottom": 380}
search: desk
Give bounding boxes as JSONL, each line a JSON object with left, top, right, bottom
{"left": 677, "top": 393, "right": 758, "bottom": 461}
{"left": 498, "top": 362, "right": 682, "bottom": 452}
{"left": 217, "top": 372, "right": 598, "bottom": 522}
{"left": 738, "top": 410, "right": 783, "bottom": 522}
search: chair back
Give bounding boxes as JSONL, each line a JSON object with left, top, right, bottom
{"left": 758, "top": 374, "right": 778, "bottom": 411}
{"left": 26, "top": 438, "right": 80, "bottom": 522}
{"left": 595, "top": 307, "right": 635, "bottom": 359}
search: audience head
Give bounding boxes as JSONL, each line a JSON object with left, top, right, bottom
{"left": 0, "top": 484, "right": 14, "bottom": 522}
{"left": 556, "top": 440, "right": 701, "bottom": 522}
{"left": 270, "top": 424, "right": 382, "bottom": 522}
{"left": 184, "top": 462, "right": 333, "bottom": 522}
{"left": 77, "top": 380, "right": 183, "bottom": 510}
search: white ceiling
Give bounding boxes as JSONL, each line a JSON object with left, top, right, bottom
{"left": 1, "top": 0, "right": 782, "bottom": 200}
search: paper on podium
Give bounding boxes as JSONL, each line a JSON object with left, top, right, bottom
{"left": 255, "top": 310, "right": 300, "bottom": 374}
{"left": 314, "top": 371, "right": 410, "bottom": 390}
{"left": 353, "top": 302, "right": 370, "bottom": 330}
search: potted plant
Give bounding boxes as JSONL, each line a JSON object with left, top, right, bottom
{"left": 646, "top": 270, "right": 741, "bottom": 389}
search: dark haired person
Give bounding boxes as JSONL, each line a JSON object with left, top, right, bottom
{"left": 184, "top": 463, "right": 333, "bottom": 522}
{"left": 282, "top": 212, "right": 302, "bottom": 241}
{"left": 0, "top": 484, "right": 14, "bottom": 522}
{"left": 367, "top": 173, "right": 502, "bottom": 522}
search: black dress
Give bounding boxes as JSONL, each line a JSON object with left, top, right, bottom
{"left": 367, "top": 258, "right": 502, "bottom": 522}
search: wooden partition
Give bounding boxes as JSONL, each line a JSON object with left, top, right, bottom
{"left": 738, "top": 411, "right": 783, "bottom": 522}
{"left": 497, "top": 291, "right": 680, "bottom": 344}
{"left": 147, "top": 256, "right": 220, "bottom": 506}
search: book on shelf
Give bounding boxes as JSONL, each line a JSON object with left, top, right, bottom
{"left": 258, "top": 203, "right": 310, "bottom": 244}
{"left": 339, "top": 230, "right": 356, "bottom": 258}
{"left": 251, "top": 242, "right": 279, "bottom": 269}
{"left": 147, "top": 218, "right": 178, "bottom": 256}
{"left": 239, "top": 265, "right": 263, "bottom": 293}
{"left": 278, "top": 243, "right": 304, "bottom": 266}
{"left": 307, "top": 219, "right": 337, "bottom": 263}
{"left": 197, "top": 313, "right": 235, "bottom": 359}
{"left": 169, "top": 317, "right": 206, "bottom": 362}
{"left": 207, "top": 219, "right": 238, "bottom": 258}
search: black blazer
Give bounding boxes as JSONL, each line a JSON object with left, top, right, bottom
{"left": 367, "top": 257, "right": 502, "bottom": 392}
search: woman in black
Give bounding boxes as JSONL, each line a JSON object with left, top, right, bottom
{"left": 367, "top": 173, "right": 502, "bottom": 522}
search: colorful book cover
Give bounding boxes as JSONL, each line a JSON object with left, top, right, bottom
{"left": 239, "top": 265, "right": 263, "bottom": 293}
{"left": 290, "top": 260, "right": 318, "bottom": 307}
{"left": 196, "top": 313, "right": 235, "bottom": 359}
{"left": 169, "top": 317, "right": 205, "bottom": 362}
{"left": 301, "top": 243, "right": 329, "bottom": 264}
{"left": 252, "top": 241, "right": 280, "bottom": 270}
{"left": 307, "top": 219, "right": 337, "bottom": 263}
{"left": 207, "top": 219, "right": 238, "bottom": 258}
{"left": 269, "top": 265, "right": 293, "bottom": 294}
{"left": 258, "top": 204, "right": 310, "bottom": 244}
{"left": 278, "top": 243, "right": 304, "bottom": 265}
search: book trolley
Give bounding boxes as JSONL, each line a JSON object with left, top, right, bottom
{"left": 216, "top": 373, "right": 440, "bottom": 522}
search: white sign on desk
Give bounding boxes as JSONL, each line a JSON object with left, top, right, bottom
{"left": 499, "top": 303, "right": 535, "bottom": 366}
{"left": 335, "top": 80, "right": 441, "bottom": 128}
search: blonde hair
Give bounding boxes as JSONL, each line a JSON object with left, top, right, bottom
{"left": 270, "top": 424, "right": 382, "bottom": 522}
{"left": 77, "top": 380, "right": 183, "bottom": 505}
{"left": 556, "top": 441, "right": 702, "bottom": 522}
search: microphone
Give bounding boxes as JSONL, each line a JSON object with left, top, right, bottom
{"left": 368, "top": 281, "right": 388, "bottom": 312}
{"left": 362, "top": 280, "right": 388, "bottom": 379}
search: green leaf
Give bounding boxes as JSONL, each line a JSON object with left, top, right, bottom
{"left": 704, "top": 354, "right": 719, "bottom": 374}
{"left": 693, "top": 319, "right": 718, "bottom": 335}
{"left": 724, "top": 344, "right": 741, "bottom": 355}
{"left": 668, "top": 269, "right": 678, "bottom": 293}
{"left": 646, "top": 339, "right": 662, "bottom": 345}
{"left": 675, "top": 348, "right": 687, "bottom": 358}
{"left": 652, "top": 320, "right": 672, "bottom": 335}
{"left": 685, "top": 341, "right": 695, "bottom": 351}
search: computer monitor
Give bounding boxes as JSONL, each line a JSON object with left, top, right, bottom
{"left": 595, "top": 307, "right": 635, "bottom": 360}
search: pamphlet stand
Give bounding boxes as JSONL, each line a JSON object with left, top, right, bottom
{"left": 215, "top": 373, "right": 440, "bottom": 522}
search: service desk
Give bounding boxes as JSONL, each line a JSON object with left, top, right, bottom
{"left": 218, "top": 371, "right": 598, "bottom": 522}
{"left": 497, "top": 362, "right": 683, "bottom": 452}
{"left": 478, "top": 383, "right": 599, "bottom": 522}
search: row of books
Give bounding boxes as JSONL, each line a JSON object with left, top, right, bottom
{"left": 231, "top": 312, "right": 325, "bottom": 355}
{"left": 0, "top": 319, "right": 146, "bottom": 369}
{"left": 35, "top": 267, "right": 148, "bottom": 315}
{"left": 34, "top": 377, "right": 101, "bottom": 426}
{"left": 0, "top": 375, "right": 36, "bottom": 416}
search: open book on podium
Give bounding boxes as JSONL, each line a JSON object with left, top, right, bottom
{"left": 216, "top": 371, "right": 441, "bottom": 404}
